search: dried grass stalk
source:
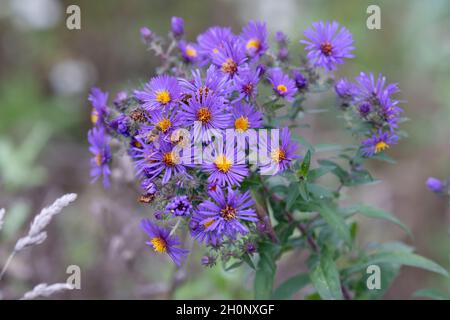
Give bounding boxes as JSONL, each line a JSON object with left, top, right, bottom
{"left": 0, "top": 208, "right": 5, "bottom": 232}
{"left": 21, "top": 283, "right": 74, "bottom": 300}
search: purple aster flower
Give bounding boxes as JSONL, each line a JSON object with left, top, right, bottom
{"left": 275, "top": 31, "right": 288, "bottom": 46}
{"left": 240, "top": 21, "right": 268, "bottom": 58}
{"left": 260, "top": 127, "right": 299, "bottom": 175}
{"left": 361, "top": 129, "right": 398, "bottom": 157}
{"left": 197, "top": 26, "right": 235, "bottom": 61}
{"left": 88, "top": 87, "right": 109, "bottom": 126}
{"left": 146, "top": 106, "right": 185, "bottom": 137}
{"left": 88, "top": 126, "right": 111, "bottom": 188}
{"left": 141, "top": 219, "right": 189, "bottom": 267}
{"left": 190, "top": 211, "right": 221, "bottom": 246}
{"left": 109, "top": 114, "right": 130, "bottom": 136}
{"left": 292, "top": 70, "right": 308, "bottom": 90}
{"left": 181, "top": 92, "right": 231, "bottom": 142}
{"left": 165, "top": 195, "right": 193, "bottom": 217}
{"left": 358, "top": 102, "right": 372, "bottom": 117}
{"left": 335, "top": 78, "right": 357, "bottom": 100}
{"left": 202, "top": 143, "right": 249, "bottom": 187}
{"left": 233, "top": 66, "right": 260, "bottom": 101}
{"left": 196, "top": 187, "right": 257, "bottom": 240}
{"left": 231, "top": 102, "right": 263, "bottom": 133}
{"left": 178, "top": 40, "right": 200, "bottom": 63}
{"left": 301, "top": 21, "right": 355, "bottom": 71}
{"left": 132, "top": 139, "right": 190, "bottom": 184}
{"left": 211, "top": 38, "right": 247, "bottom": 78}
{"left": 267, "top": 68, "right": 297, "bottom": 101}
{"left": 134, "top": 75, "right": 181, "bottom": 111}
{"left": 179, "top": 66, "right": 230, "bottom": 100}
{"left": 426, "top": 177, "right": 444, "bottom": 193}
{"left": 140, "top": 27, "right": 153, "bottom": 43}
{"left": 354, "top": 72, "right": 403, "bottom": 128}
{"left": 171, "top": 16, "right": 184, "bottom": 38}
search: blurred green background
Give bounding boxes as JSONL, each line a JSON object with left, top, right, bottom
{"left": 0, "top": 0, "right": 449, "bottom": 299}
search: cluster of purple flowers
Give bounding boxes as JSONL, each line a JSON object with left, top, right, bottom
{"left": 87, "top": 17, "right": 404, "bottom": 267}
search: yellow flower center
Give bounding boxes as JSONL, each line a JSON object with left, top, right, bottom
{"left": 221, "top": 58, "right": 238, "bottom": 75}
{"left": 220, "top": 205, "right": 237, "bottom": 221}
{"left": 150, "top": 237, "right": 167, "bottom": 253}
{"left": 197, "top": 107, "right": 212, "bottom": 123}
{"left": 163, "top": 152, "right": 178, "bottom": 166}
{"left": 155, "top": 90, "right": 171, "bottom": 104}
{"left": 246, "top": 38, "right": 260, "bottom": 51}
{"left": 212, "top": 48, "right": 219, "bottom": 54}
{"left": 271, "top": 148, "right": 286, "bottom": 163}
{"left": 214, "top": 154, "right": 232, "bottom": 173}
{"left": 277, "top": 84, "right": 288, "bottom": 94}
{"left": 157, "top": 118, "right": 172, "bottom": 132}
{"left": 234, "top": 116, "right": 249, "bottom": 133}
{"left": 186, "top": 45, "right": 197, "bottom": 57}
{"left": 95, "top": 153, "right": 103, "bottom": 166}
{"left": 91, "top": 109, "right": 99, "bottom": 124}
{"left": 375, "top": 141, "right": 389, "bottom": 153}
{"left": 203, "top": 219, "right": 215, "bottom": 230}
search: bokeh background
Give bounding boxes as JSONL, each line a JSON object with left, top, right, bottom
{"left": 0, "top": 0, "right": 449, "bottom": 299}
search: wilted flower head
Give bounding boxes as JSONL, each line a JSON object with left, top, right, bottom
{"left": 109, "top": 114, "right": 130, "bottom": 136}
{"left": 301, "top": 21, "right": 354, "bottom": 71}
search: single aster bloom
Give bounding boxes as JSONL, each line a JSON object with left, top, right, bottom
{"left": 361, "top": 129, "right": 398, "bottom": 157}
{"left": 190, "top": 212, "right": 221, "bottom": 246}
{"left": 165, "top": 195, "right": 193, "bottom": 217}
{"left": 260, "top": 127, "right": 299, "bottom": 174}
{"left": 334, "top": 78, "right": 357, "bottom": 100}
{"left": 211, "top": 38, "right": 247, "bottom": 78}
{"left": 240, "top": 20, "right": 268, "bottom": 58}
{"left": 301, "top": 21, "right": 355, "bottom": 71}
{"left": 181, "top": 92, "right": 231, "bottom": 142}
{"left": 426, "top": 177, "right": 444, "bottom": 193}
{"left": 233, "top": 66, "right": 260, "bottom": 101}
{"left": 267, "top": 68, "right": 297, "bottom": 101}
{"left": 146, "top": 106, "right": 185, "bottom": 137}
{"left": 179, "top": 66, "right": 230, "bottom": 101}
{"left": 88, "top": 87, "right": 109, "bottom": 126}
{"left": 202, "top": 144, "right": 249, "bottom": 187}
{"left": 88, "top": 126, "right": 111, "bottom": 187}
{"left": 196, "top": 187, "right": 258, "bottom": 240}
{"left": 178, "top": 40, "right": 200, "bottom": 63}
{"left": 134, "top": 75, "right": 181, "bottom": 111}
{"left": 141, "top": 219, "right": 189, "bottom": 267}
{"left": 197, "top": 26, "right": 235, "bottom": 61}
{"left": 231, "top": 102, "right": 263, "bottom": 133}
{"left": 171, "top": 16, "right": 184, "bottom": 38}
{"left": 132, "top": 139, "right": 190, "bottom": 184}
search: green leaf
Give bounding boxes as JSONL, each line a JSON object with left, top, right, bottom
{"left": 224, "top": 260, "right": 243, "bottom": 271}
{"left": 354, "top": 204, "right": 411, "bottom": 236}
{"left": 317, "top": 205, "right": 351, "bottom": 245}
{"left": 299, "top": 150, "right": 311, "bottom": 178}
{"left": 272, "top": 273, "right": 310, "bottom": 300}
{"left": 286, "top": 182, "right": 300, "bottom": 211}
{"left": 254, "top": 243, "right": 278, "bottom": 299}
{"left": 413, "top": 288, "right": 448, "bottom": 300}
{"left": 298, "top": 182, "right": 310, "bottom": 201}
{"left": 242, "top": 254, "right": 256, "bottom": 270}
{"left": 367, "top": 251, "right": 449, "bottom": 278}
{"left": 309, "top": 251, "right": 343, "bottom": 300}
